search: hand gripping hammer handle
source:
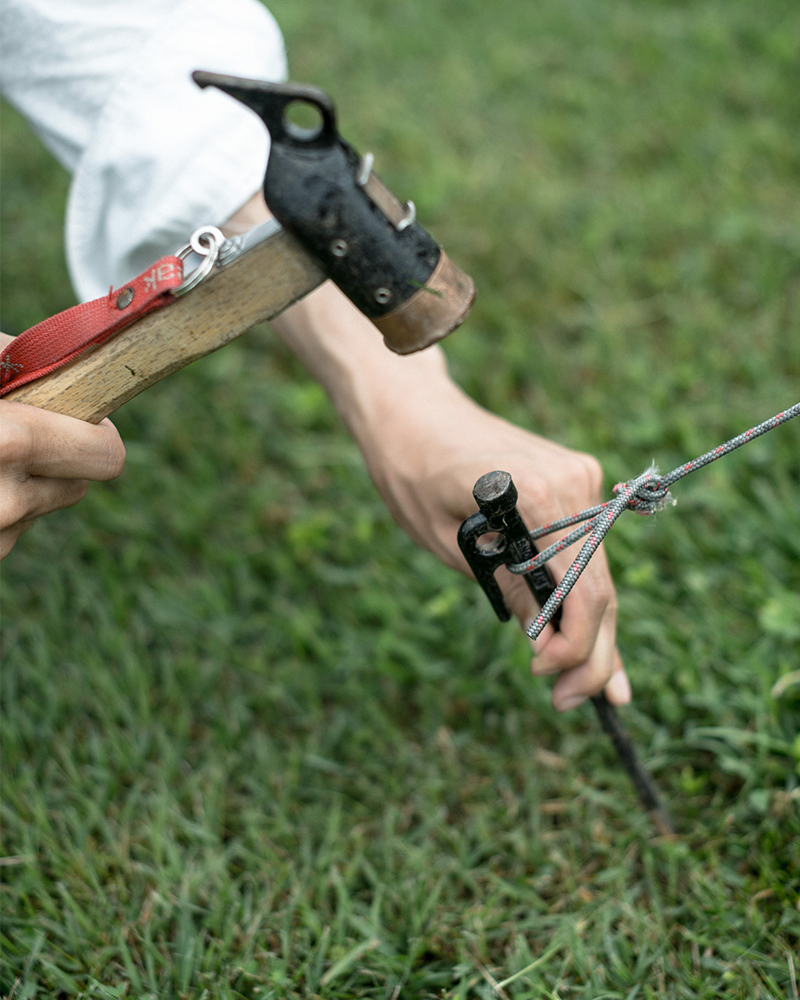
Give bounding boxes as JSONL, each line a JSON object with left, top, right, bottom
{"left": 458, "top": 471, "right": 675, "bottom": 835}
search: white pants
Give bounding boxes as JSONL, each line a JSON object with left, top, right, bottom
{"left": 1, "top": 0, "right": 287, "bottom": 301}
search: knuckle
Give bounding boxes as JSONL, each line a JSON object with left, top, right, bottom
{"left": 71, "top": 480, "right": 89, "bottom": 504}
{"left": 593, "top": 667, "right": 615, "bottom": 696}
{"left": 571, "top": 548, "right": 617, "bottom": 615}
{"left": 97, "top": 432, "right": 126, "bottom": 481}
{"left": 42, "top": 479, "right": 88, "bottom": 515}
{"left": 516, "top": 452, "right": 605, "bottom": 521}
{"left": 0, "top": 493, "right": 30, "bottom": 532}
{"left": 39, "top": 479, "right": 88, "bottom": 515}
{"left": 105, "top": 441, "right": 126, "bottom": 480}
{"left": 103, "top": 426, "right": 125, "bottom": 479}
{"left": 515, "top": 477, "right": 551, "bottom": 518}
{"left": 572, "top": 452, "right": 604, "bottom": 498}
{"left": 0, "top": 411, "right": 35, "bottom": 468}
{"left": 580, "top": 571, "right": 614, "bottom": 613}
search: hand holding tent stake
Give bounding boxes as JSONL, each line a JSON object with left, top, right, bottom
{"left": 458, "top": 402, "right": 800, "bottom": 834}
{"left": 458, "top": 470, "right": 676, "bottom": 836}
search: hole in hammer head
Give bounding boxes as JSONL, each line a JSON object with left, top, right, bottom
{"left": 283, "top": 100, "right": 324, "bottom": 141}
{"left": 476, "top": 532, "right": 506, "bottom": 556}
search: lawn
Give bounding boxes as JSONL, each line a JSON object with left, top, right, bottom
{"left": 1, "top": 0, "right": 799, "bottom": 996}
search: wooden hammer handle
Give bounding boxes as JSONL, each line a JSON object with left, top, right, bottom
{"left": 4, "top": 227, "right": 324, "bottom": 424}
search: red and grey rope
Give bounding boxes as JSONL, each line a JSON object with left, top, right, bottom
{"left": 508, "top": 402, "right": 800, "bottom": 640}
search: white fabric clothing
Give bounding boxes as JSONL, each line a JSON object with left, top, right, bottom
{"left": 1, "top": 0, "right": 287, "bottom": 301}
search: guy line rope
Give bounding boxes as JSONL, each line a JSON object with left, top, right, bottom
{"left": 505, "top": 402, "right": 800, "bottom": 640}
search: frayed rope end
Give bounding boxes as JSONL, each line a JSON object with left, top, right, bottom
{"left": 613, "top": 463, "right": 677, "bottom": 516}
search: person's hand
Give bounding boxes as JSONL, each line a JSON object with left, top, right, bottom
{"left": 271, "top": 282, "right": 629, "bottom": 712}
{"left": 0, "top": 335, "right": 126, "bottom": 559}
{"left": 227, "top": 196, "right": 626, "bottom": 710}
{"left": 362, "top": 375, "right": 629, "bottom": 713}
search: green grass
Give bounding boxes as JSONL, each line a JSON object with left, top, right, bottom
{"left": 1, "top": 0, "right": 799, "bottom": 996}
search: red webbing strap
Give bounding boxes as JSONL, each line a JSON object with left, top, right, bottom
{"left": 0, "top": 256, "right": 184, "bottom": 397}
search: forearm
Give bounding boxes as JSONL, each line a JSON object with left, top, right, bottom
{"left": 272, "top": 284, "right": 464, "bottom": 462}
{"left": 227, "top": 192, "right": 460, "bottom": 400}
{"left": 224, "top": 195, "right": 474, "bottom": 506}
{"left": 227, "top": 195, "right": 628, "bottom": 709}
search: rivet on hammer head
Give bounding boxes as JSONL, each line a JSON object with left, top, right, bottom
{"left": 374, "top": 287, "right": 393, "bottom": 305}
{"left": 116, "top": 287, "right": 135, "bottom": 310}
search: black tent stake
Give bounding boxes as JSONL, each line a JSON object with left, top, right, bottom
{"left": 458, "top": 470, "right": 675, "bottom": 835}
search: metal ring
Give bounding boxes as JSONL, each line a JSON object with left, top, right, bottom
{"left": 395, "top": 200, "right": 416, "bottom": 232}
{"left": 356, "top": 152, "right": 374, "bottom": 187}
{"left": 172, "top": 226, "right": 225, "bottom": 297}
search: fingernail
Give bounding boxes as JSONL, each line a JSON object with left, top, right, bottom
{"left": 555, "top": 694, "right": 587, "bottom": 712}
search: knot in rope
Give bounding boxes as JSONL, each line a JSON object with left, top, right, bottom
{"left": 612, "top": 464, "right": 676, "bottom": 516}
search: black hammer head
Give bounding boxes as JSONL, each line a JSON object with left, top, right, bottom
{"left": 459, "top": 470, "right": 563, "bottom": 627}
{"left": 193, "top": 71, "right": 475, "bottom": 355}
{"left": 472, "top": 470, "right": 518, "bottom": 520}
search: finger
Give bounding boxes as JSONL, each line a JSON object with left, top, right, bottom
{"left": 530, "top": 543, "right": 616, "bottom": 674}
{"left": 548, "top": 596, "right": 619, "bottom": 710}
{"left": 604, "top": 653, "right": 631, "bottom": 705}
{"left": 0, "top": 401, "right": 125, "bottom": 481}
{"left": 496, "top": 540, "right": 612, "bottom": 676}
{"left": 507, "top": 461, "right": 610, "bottom": 673}
{"left": 495, "top": 567, "right": 557, "bottom": 647}
{"left": 0, "top": 520, "right": 33, "bottom": 561}
{"left": 0, "top": 475, "right": 89, "bottom": 530}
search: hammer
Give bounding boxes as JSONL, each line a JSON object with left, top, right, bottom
{"left": 2, "top": 75, "right": 475, "bottom": 422}
{"left": 459, "top": 470, "right": 675, "bottom": 835}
